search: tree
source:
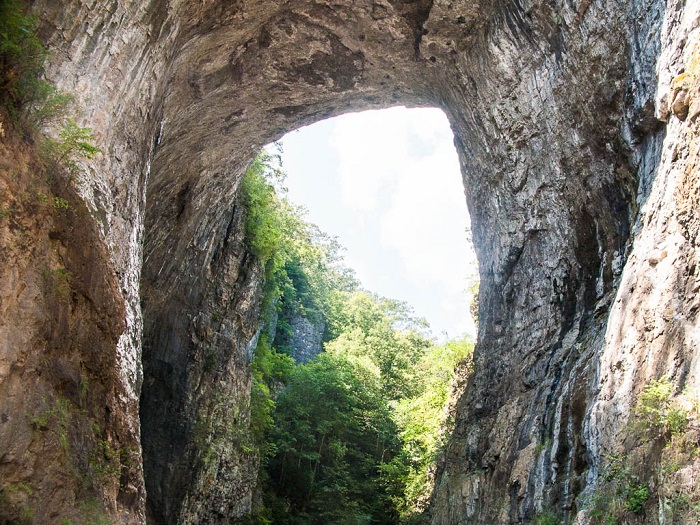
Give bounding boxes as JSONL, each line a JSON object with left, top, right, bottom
{"left": 245, "top": 150, "right": 475, "bottom": 524}
{"left": 325, "top": 291, "right": 430, "bottom": 400}
{"left": 264, "top": 353, "right": 400, "bottom": 525}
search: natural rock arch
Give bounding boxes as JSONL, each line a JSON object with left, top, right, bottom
{"left": 138, "top": 1, "right": 644, "bottom": 522}
{"left": 24, "top": 0, "right": 698, "bottom": 523}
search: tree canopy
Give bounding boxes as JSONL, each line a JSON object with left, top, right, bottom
{"left": 242, "top": 150, "right": 474, "bottom": 524}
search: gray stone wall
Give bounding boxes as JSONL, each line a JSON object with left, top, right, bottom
{"left": 288, "top": 314, "right": 325, "bottom": 364}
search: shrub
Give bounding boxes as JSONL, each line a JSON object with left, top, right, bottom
{"left": 0, "top": 0, "right": 100, "bottom": 169}
{"left": 634, "top": 377, "right": 689, "bottom": 438}
{"left": 527, "top": 510, "right": 561, "bottom": 525}
{"left": 622, "top": 482, "right": 649, "bottom": 513}
{"left": 0, "top": 0, "right": 47, "bottom": 114}
{"left": 240, "top": 154, "right": 284, "bottom": 265}
{"left": 41, "top": 118, "right": 102, "bottom": 174}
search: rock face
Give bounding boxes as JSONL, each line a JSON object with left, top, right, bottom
{"left": 281, "top": 313, "right": 325, "bottom": 364}
{"left": 0, "top": 0, "right": 697, "bottom": 523}
{"left": 288, "top": 315, "right": 325, "bottom": 364}
{"left": 0, "top": 122, "right": 142, "bottom": 523}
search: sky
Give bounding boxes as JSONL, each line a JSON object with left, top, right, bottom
{"left": 272, "top": 106, "right": 479, "bottom": 340}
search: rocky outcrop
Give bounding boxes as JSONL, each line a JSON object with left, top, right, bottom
{"left": 0, "top": 122, "right": 142, "bottom": 523}
{"left": 140, "top": 187, "right": 264, "bottom": 524}
{"left": 427, "top": 0, "right": 700, "bottom": 522}
{"left": 0, "top": 0, "right": 697, "bottom": 523}
{"left": 287, "top": 314, "right": 325, "bottom": 364}
{"left": 274, "top": 312, "right": 325, "bottom": 364}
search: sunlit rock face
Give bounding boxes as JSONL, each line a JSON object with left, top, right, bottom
{"left": 3, "top": 0, "right": 696, "bottom": 522}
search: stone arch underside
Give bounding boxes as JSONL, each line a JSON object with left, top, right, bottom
{"left": 28, "top": 0, "right": 696, "bottom": 523}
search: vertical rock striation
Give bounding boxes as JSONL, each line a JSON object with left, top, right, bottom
{"left": 0, "top": 0, "right": 697, "bottom": 523}
{"left": 2, "top": 1, "right": 183, "bottom": 522}
{"left": 426, "top": 0, "right": 665, "bottom": 520}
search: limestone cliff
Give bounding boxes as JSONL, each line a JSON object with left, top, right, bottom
{"left": 0, "top": 0, "right": 697, "bottom": 523}
{"left": 0, "top": 115, "right": 143, "bottom": 523}
{"left": 275, "top": 312, "right": 325, "bottom": 364}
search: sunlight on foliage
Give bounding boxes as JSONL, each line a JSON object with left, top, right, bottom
{"left": 584, "top": 376, "right": 700, "bottom": 524}
{"left": 0, "top": 0, "right": 101, "bottom": 174}
{"left": 41, "top": 118, "right": 102, "bottom": 174}
{"left": 634, "top": 376, "right": 689, "bottom": 438}
{"left": 244, "top": 150, "right": 475, "bottom": 524}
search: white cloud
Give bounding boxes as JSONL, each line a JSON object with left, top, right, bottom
{"left": 330, "top": 108, "right": 408, "bottom": 213}
{"left": 281, "top": 106, "right": 478, "bottom": 338}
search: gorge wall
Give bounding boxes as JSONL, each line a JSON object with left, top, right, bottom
{"left": 0, "top": 0, "right": 698, "bottom": 523}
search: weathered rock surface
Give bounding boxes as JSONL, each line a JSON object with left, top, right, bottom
{"left": 0, "top": 123, "right": 142, "bottom": 523}
{"left": 0, "top": 0, "right": 697, "bottom": 523}
{"left": 278, "top": 313, "right": 325, "bottom": 364}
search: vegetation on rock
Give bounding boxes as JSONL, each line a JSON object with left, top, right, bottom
{"left": 0, "top": 0, "right": 100, "bottom": 166}
{"left": 0, "top": 4, "right": 121, "bottom": 523}
{"left": 585, "top": 377, "right": 700, "bottom": 524}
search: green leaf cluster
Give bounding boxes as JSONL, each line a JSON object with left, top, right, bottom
{"left": 240, "top": 152, "right": 287, "bottom": 267}
{"left": 0, "top": 0, "right": 101, "bottom": 173}
{"left": 590, "top": 453, "right": 651, "bottom": 520}
{"left": 241, "top": 149, "right": 358, "bottom": 321}
{"left": 250, "top": 334, "right": 295, "bottom": 455}
{"left": 388, "top": 337, "right": 473, "bottom": 516}
{"left": 0, "top": 0, "right": 47, "bottom": 116}
{"left": 585, "top": 378, "right": 700, "bottom": 524}
{"left": 41, "top": 118, "right": 102, "bottom": 174}
{"left": 0, "top": 0, "right": 74, "bottom": 132}
{"left": 621, "top": 482, "right": 649, "bottom": 513}
{"left": 256, "top": 292, "right": 472, "bottom": 524}
{"left": 633, "top": 376, "right": 689, "bottom": 438}
{"left": 324, "top": 291, "right": 431, "bottom": 400}
{"left": 263, "top": 352, "right": 400, "bottom": 525}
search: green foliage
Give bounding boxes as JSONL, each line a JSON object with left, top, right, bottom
{"left": 635, "top": 377, "right": 674, "bottom": 428}
{"left": 10, "top": 483, "right": 33, "bottom": 496}
{"left": 18, "top": 505, "right": 34, "bottom": 525}
{"left": 257, "top": 324, "right": 472, "bottom": 523}
{"left": 666, "top": 406, "right": 690, "bottom": 436}
{"left": 27, "top": 84, "right": 73, "bottom": 130}
{"left": 0, "top": 0, "right": 47, "bottom": 117}
{"left": 53, "top": 196, "right": 70, "bottom": 209}
{"left": 534, "top": 439, "right": 552, "bottom": 459}
{"left": 251, "top": 334, "right": 294, "bottom": 457}
{"left": 245, "top": 149, "right": 475, "bottom": 524}
{"left": 526, "top": 510, "right": 561, "bottom": 525}
{"left": 586, "top": 379, "right": 700, "bottom": 524}
{"left": 588, "top": 453, "right": 651, "bottom": 521}
{"left": 0, "top": 0, "right": 76, "bottom": 133}
{"left": 88, "top": 437, "right": 121, "bottom": 485}
{"left": 386, "top": 337, "right": 473, "bottom": 516}
{"left": 0, "top": 484, "right": 35, "bottom": 525}
{"left": 241, "top": 149, "right": 359, "bottom": 321}
{"left": 621, "top": 482, "right": 649, "bottom": 513}
{"left": 0, "top": 0, "right": 101, "bottom": 180}
{"left": 41, "top": 118, "right": 102, "bottom": 174}
{"left": 241, "top": 152, "right": 286, "bottom": 266}
{"left": 264, "top": 352, "right": 400, "bottom": 524}
{"left": 634, "top": 376, "right": 689, "bottom": 438}
{"left": 29, "top": 397, "right": 72, "bottom": 453}
{"left": 325, "top": 291, "right": 431, "bottom": 401}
